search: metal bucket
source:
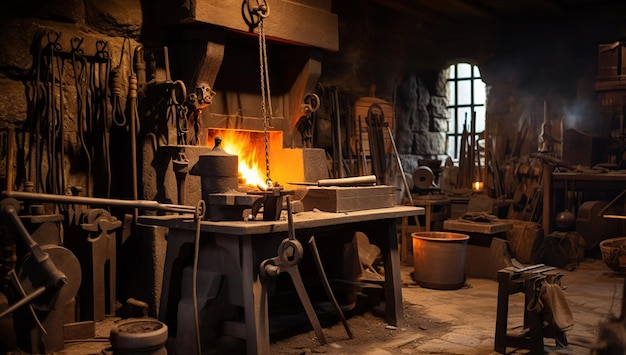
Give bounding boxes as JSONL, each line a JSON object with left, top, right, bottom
{"left": 411, "top": 232, "right": 469, "bottom": 290}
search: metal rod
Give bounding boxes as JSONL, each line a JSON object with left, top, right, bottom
{"left": 2, "top": 191, "right": 196, "bottom": 214}
{"left": 0, "top": 285, "right": 47, "bottom": 320}
{"left": 596, "top": 188, "right": 626, "bottom": 217}
{"left": 309, "top": 236, "right": 353, "bottom": 339}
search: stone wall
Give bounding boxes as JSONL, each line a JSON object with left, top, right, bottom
{"left": 315, "top": 1, "right": 626, "bottom": 186}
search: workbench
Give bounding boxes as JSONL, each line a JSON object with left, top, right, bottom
{"left": 542, "top": 168, "right": 626, "bottom": 237}
{"left": 138, "top": 205, "right": 423, "bottom": 355}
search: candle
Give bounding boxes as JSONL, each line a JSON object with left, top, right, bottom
{"left": 472, "top": 181, "right": 484, "bottom": 192}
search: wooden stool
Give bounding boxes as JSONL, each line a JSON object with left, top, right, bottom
{"left": 494, "top": 265, "right": 567, "bottom": 354}
{"left": 400, "top": 197, "right": 450, "bottom": 264}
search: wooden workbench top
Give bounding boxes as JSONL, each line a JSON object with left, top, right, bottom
{"left": 139, "top": 205, "right": 424, "bottom": 236}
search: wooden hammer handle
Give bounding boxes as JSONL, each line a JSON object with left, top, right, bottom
{"left": 316, "top": 175, "right": 377, "bottom": 186}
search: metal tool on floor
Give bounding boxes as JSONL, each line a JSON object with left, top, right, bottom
{"left": 259, "top": 196, "right": 327, "bottom": 345}
{"left": 309, "top": 236, "right": 353, "bottom": 339}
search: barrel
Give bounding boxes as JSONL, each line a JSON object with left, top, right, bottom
{"left": 412, "top": 232, "right": 469, "bottom": 290}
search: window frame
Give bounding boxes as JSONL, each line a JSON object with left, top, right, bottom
{"left": 446, "top": 63, "right": 486, "bottom": 160}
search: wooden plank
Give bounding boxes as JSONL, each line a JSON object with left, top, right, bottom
{"left": 138, "top": 205, "right": 424, "bottom": 236}
{"left": 443, "top": 219, "right": 513, "bottom": 234}
{"left": 193, "top": 0, "right": 338, "bottom": 52}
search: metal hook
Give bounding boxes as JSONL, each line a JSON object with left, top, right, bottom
{"left": 46, "top": 30, "right": 62, "bottom": 51}
{"left": 70, "top": 37, "right": 84, "bottom": 55}
{"left": 95, "top": 40, "right": 109, "bottom": 59}
{"left": 169, "top": 80, "right": 188, "bottom": 106}
{"left": 303, "top": 93, "right": 320, "bottom": 113}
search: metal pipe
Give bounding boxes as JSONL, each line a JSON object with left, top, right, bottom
{"left": 2, "top": 191, "right": 196, "bottom": 214}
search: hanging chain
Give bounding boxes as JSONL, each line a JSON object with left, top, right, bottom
{"left": 257, "top": 5, "right": 273, "bottom": 188}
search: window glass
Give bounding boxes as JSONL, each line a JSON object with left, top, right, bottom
{"left": 458, "top": 107, "right": 472, "bottom": 129}
{"left": 474, "top": 106, "right": 486, "bottom": 133}
{"left": 445, "top": 63, "right": 487, "bottom": 160}
{"left": 458, "top": 63, "right": 471, "bottom": 78}
{"left": 457, "top": 80, "right": 471, "bottom": 105}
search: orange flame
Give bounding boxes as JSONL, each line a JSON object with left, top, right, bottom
{"left": 206, "top": 129, "right": 268, "bottom": 189}
{"left": 472, "top": 181, "right": 484, "bottom": 192}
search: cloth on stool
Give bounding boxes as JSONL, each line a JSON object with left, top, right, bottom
{"left": 527, "top": 277, "right": 574, "bottom": 331}
{"left": 461, "top": 212, "right": 500, "bottom": 223}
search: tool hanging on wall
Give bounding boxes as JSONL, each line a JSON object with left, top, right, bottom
{"left": 24, "top": 30, "right": 67, "bottom": 199}
{"left": 22, "top": 30, "right": 115, "bottom": 206}
{"left": 91, "top": 40, "right": 113, "bottom": 198}
{"left": 294, "top": 92, "right": 320, "bottom": 148}
{"left": 329, "top": 87, "right": 345, "bottom": 178}
{"left": 70, "top": 35, "right": 92, "bottom": 197}
{"left": 366, "top": 103, "right": 388, "bottom": 185}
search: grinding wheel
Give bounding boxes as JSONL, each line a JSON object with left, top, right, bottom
{"left": 413, "top": 166, "right": 435, "bottom": 190}
{"left": 17, "top": 245, "right": 82, "bottom": 311}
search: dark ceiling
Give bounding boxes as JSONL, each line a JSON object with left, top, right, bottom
{"left": 370, "top": 0, "right": 626, "bottom": 28}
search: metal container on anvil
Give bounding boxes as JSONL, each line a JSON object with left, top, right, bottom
{"left": 189, "top": 148, "right": 239, "bottom": 209}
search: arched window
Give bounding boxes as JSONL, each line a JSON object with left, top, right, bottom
{"left": 446, "top": 63, "right": 487, "bottom": 160}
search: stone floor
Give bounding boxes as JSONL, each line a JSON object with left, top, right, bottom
{"left": 6, "top": 258, "right": 625, "bottom": 354}
{"left": 270, "top": 257, "right": 624, "bottom": 355}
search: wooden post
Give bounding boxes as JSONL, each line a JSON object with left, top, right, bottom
{"left": 542, "top": 163, "right": 554, "bottom": 237}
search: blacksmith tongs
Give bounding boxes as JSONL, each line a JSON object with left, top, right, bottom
{"left": 259, "top": 197, "right": 327, "bottom": 345}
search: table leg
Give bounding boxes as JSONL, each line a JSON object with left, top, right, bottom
{"left": 422, "top": 204, "right": 432, "bottom": 231}
{"left": 158, "top": 228, "right": 194, "bottom": 326}
{"left": 241, "top": 237, "right": 270, "bottom": 355}
{"left": 382, "top": 218, "right": 404, "bottom": 326}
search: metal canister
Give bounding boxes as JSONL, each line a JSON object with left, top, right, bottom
{"left": 189, "top": 149, "right": 239, "bottom": 213}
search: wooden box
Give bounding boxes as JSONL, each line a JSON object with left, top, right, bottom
{"left": 598, "top": 42, "right": 626, "bottom": 78}
{"left": 299, "top": 186, "right": 396, "bottom": 213}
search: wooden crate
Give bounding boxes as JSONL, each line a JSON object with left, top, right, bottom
{"left": 598, "top": 42, "right": 626, "bottom": 78}
{"left": 299, "top": 185, "right": 395, "bottom": 213}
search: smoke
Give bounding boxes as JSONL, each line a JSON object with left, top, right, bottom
{"left": 563, "top": 100, "right": 598, "bottom": 133}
